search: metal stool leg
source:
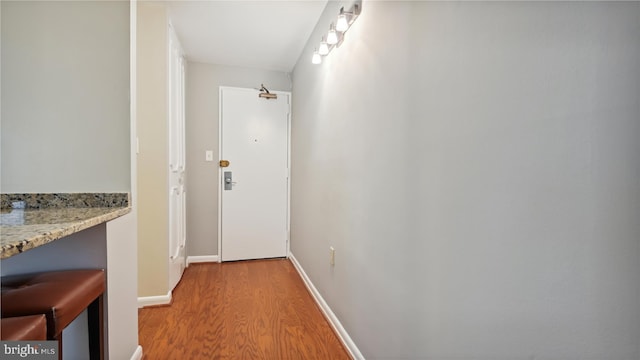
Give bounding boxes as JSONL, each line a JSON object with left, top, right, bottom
{"left": 87, "top": 295, "right": 104, "bottom": 360}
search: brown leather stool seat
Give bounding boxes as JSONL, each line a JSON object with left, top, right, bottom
{"left": 1, "top": 269, "right": 105, "bottom": 360}
{"left": 1, "top": 314, "right": 47, "bottom": 340}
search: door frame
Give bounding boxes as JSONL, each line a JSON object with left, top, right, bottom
{"left": 217, "top": 86, "right": 291, "bottom": 262}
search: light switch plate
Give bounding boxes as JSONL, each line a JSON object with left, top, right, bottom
{"left": 205, "top": 150, "right": 213, "bottom": 162}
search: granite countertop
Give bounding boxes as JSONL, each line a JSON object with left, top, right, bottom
{"left": 0, "top": 193, "right": 131, "bottom": 259}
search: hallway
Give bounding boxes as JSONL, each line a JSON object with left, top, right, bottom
{"left": 138, "top": 259, "right": 350, "bottom": 359}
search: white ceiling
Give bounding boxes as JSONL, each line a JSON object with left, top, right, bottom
{"left": 167, "top": 1, "right": 328, "bottom": 72}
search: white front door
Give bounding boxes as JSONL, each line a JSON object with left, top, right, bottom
{"left": 219, "top": 87, "right": 290, "bottom": 262}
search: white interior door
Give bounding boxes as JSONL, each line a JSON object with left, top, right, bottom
{"left": 220, "top": 87, "right": 290, "bottom": 262}
{"left": 168, "top": 24, "right": 186, "bottom": 291}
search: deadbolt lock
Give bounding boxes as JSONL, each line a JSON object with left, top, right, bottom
{"left": 219, "top": 160, "right": 230, "bottom": 168}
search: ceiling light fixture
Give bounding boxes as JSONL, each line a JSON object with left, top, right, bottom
{"left": 326, "top": 23, "right": 339, "bottom": 45}
{"left": 337, "top": 3, "right": 361, "bottom": 32}
{"left": 318, "top": 37, "right": 330, "bottom": 56}
{"left": 311, "top": 1, "right": 362, "bottom": 65}
{"left": 336, "top": 13, "right": 349, "bottom": 32}
{"left": 312, "top": 49, "right": 322, "bottom": 64}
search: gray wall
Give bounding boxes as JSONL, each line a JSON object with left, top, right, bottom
{"left": 1, "top": 1, "right": 130, "bottom": 193}
{"left": 185, "top": 62, "right": 290, "bottom": 256}
{"left": 291, "top": 1, "right": 640, "bottom": 359}
{"left": 1, "top": 2, "right": 139, "bottom": 358}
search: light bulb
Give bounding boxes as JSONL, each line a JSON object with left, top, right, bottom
{"left": 327, "top": 24, "right": 339, "bottom": 45}
{"left": 312, "top": 50, "right": 322, "bottom": 64}
{"left": 319, "top": 42, "right": 329, "bottom": 55}
{"left": 336, "top": 14, "right": 349, "bottom": 32}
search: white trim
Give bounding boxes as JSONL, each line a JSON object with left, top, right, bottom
{"left": 289, "top": 253, "right": 364, "bottom": 360}
{"left": 130, "top": 346, "right": 143, "bottom": 360}
{"left": 128, "top": 7, "right": 142, "bottom": 360}
{"left": 187, "top": 255, "right": 219, "bottom": 266}
{"left": 286, "top": 93, "right": 291, "bottom": 258}
{"left": 137, "top": 291, "right": 172, "bottom": 308}
{"left": 217, "top": 87, "right": 223, "bottom": 261}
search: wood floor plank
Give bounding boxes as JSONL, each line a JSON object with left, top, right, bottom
{"left": 139, "top": 259, "right": 351, "bottom": 359}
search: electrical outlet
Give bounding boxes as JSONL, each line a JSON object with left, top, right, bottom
{"left": 329, "top": 246, "right": 335, "bottom": 266}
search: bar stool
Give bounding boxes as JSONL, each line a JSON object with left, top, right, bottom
{"left": 1, "top": 269, "right": 105, "bottom": 360}
{"left": 1, "top": 314, "right": 47, "bottom": 340}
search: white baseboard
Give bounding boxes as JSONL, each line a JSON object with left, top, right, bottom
{"left": 187, "top": 255, "right": 219, "bottom": 266}
{"left": 289, "top": 253, "right": 364, "bottom": 360}
{"left": 130, "top": 345, "right": 143, "bottom": 360}
{"left": 137, "top": 291, "right": 172, "bottom": 308}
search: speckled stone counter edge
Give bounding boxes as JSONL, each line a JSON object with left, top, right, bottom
{"left": 0, "top": 207, "right": 131, "bottom": 259}
{"left": 1, "top": 193, "right": 129, "bottom": 209}
{"left": 0, "top": 193, "right": 131, "bottom": 259}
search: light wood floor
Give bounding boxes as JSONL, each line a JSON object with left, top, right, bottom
{"left": 138, "top": 259, "right": 351, "bottom": 359}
